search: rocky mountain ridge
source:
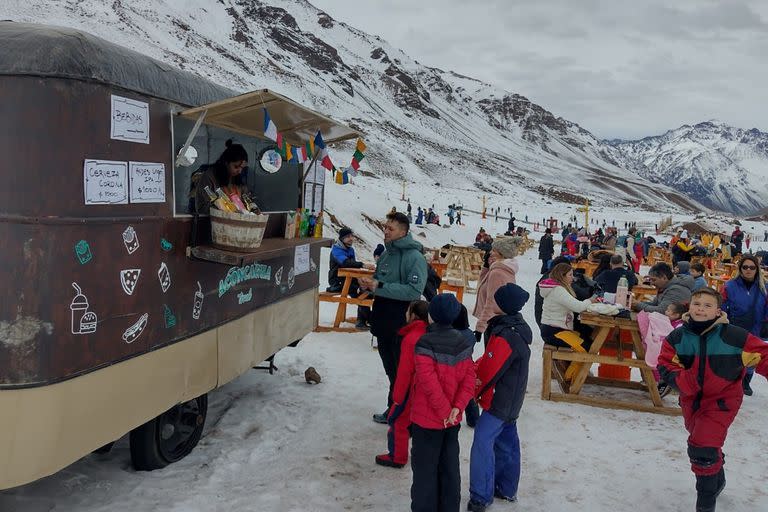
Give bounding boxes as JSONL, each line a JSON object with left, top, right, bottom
{"left": 3, "top": 0, "right": 702, "bottom": 212}
{"left": 608, "top": 120, "right": 768, "bottom": 214}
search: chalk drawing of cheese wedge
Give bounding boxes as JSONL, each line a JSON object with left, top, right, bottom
{"left": 122, "top": 313, "right": 149, "bottom": 344}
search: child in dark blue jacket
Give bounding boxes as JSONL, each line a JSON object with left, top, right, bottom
{"left": 467, "top": 283, "right": 532, "bottom": 512}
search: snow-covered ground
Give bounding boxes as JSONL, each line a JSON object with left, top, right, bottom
{"left": 2, "top": 179, "right": 768, "bottom": 512}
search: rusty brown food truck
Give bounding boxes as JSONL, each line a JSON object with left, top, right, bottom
{"left": 0, "top": 22, "right": 358, "bottom": 489}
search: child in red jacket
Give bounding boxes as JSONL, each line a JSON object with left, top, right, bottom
{"left": 410, "top": 293, "right": 476, "bottom": 512}
{"left": 468, "top": 283, "right": 532, "bottom": 512}
{"left": 375, "top": 300, "right": 429, "bottom": 468}
{"left": 658, "top": 287, "right": 768, "bottom": 512}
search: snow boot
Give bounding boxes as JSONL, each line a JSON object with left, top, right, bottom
{"left": 466, "top": 499, "right": 487, "bottom": 512}
{"left": 494, "top": 488, "right": 518, "bottom": 502}
{"left": 375, "top": 453, "right": 405, "bottom": 469}
{"left": 695, "top": 474, "right": 720, "bottom": 512}
{"left": 742, "top": 372, "right": 754, "bottom": 396}
{"left": 658, "top": 381, "right": 672, "bottom": 398}
{"left": 372, "top": 410, "right": 389, "bottom": 424}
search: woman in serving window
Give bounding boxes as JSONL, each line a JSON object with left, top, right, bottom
{"left": 193, "top": 139, "right": 248, "bottom": 214}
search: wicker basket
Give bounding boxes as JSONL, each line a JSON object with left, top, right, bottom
{"left": 210, "top": 209, "right": 269, "bottom": 252}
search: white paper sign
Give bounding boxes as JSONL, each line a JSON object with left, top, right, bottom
{"left": 84, "top": 159, "right": 128, "bottom": 205}
{"left": 313, "top": 185, "right": 324, "bottom": 213}
{"left": 314, "top": 162, "right": 325, "bottom": 185}
{"left": 129, "top": 162, "right": 166, "bottom": 203}
{"left": 303, "top": 182, "right": 314, "bottom": 211}
{"left": 111, "top": 95, "right": 150, "bottom": 144}
{"left": 294, "top": 244, "right": 310, "bottom": 275}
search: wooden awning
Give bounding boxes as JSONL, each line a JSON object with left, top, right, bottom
{"left": 178, "top": 89, "right": 359, "bottom": 146}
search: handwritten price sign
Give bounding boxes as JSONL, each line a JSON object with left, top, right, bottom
{"left": 129, "top": 162, "right": 166, "bottom": 203}
{"left": 84, "top": 159, "right": 128, "bottom": 205}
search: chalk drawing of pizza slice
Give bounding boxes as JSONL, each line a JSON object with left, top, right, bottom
{"left": 122, "top": 313, "right": 149, "bottom": 344}
{"left": 120, "top": 269, "right": 142, "bottom": 295}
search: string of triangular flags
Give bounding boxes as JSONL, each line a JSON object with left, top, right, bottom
{"left": 263, "top": 108, "right": 365, "bottom": 185}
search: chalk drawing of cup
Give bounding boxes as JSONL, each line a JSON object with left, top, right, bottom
{"left": 71, "top": 282, "right": 97, "bottom": 335}
{"left": 192, "top": 281, "right": 204, "bottom": 320}
{"left": 74, "top": 240, "right": 93, "bottom": 265}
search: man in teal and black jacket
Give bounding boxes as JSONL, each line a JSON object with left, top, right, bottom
{"left": 360, "top": 211, "right": 427, "bottom": 423}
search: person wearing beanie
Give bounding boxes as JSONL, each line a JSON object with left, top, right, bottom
{"left": 673, "top": 231, "right": 695, "bottom": 264}
{"left": 472, "top": 237, "right": 522, "bottom": 339}
{"left": 327, "top": 227, "right": 375, "bottom": 329}
{"left": 409, "top": 293, "right": 475, "bottom": 512}
{"left": 468, "top": 284, "right": 533, "bottom": 512}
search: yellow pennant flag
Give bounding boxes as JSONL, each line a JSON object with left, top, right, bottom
{"left": 335, "top": 170, "right": 343, "bottom": 184}
{"left": 286, "top": 143, "right": 293, "bottom": 161}
{"left": 356, "top": 138, "right": 367, "bottom": 153}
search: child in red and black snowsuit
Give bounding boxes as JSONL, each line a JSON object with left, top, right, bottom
{"left": 658, "top": 287, "right": 768, "bottom": 512}
{"left": 467, "top": 283, "right": 532, "bottom": 512}
{"left": 410, "top": 293, "right": 476, "bottom": 512}
{"left": 375, "top": 300, "right": 429, "bottom": 468}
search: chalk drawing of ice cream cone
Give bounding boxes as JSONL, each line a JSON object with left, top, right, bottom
{"left": 70, "top": 282, "right": 97, "bottom": 335}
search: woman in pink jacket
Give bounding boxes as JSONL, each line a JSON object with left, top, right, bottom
{"left": 473, "top": 237, "right": 522, "bottom": 340}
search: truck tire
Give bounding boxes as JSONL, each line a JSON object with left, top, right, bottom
{"left": 129, "top": 393, "right": 208, "bottom": 471}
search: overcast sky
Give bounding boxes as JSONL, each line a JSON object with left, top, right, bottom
{"left": 311, "top": 0, "right": 768, "bottom": 140}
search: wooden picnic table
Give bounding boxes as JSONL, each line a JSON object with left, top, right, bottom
{"left": 542, "top": 311, "right": 680, "bottom": 415}
{"left": 315, "top": 267, "right": 374, "bottom": 333}
{"left": 631, "top": 284, "right": 657, "bottom": 303}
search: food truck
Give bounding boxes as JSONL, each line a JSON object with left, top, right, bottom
{"left": 0, "top": 22, "right": 358, "bottom": 489}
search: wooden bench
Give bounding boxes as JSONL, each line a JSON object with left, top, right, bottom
{"left": 315, "top": 268, "right": 374, "bottom": 333}
{"left": 438, "top": 279, "right": 465, "bottom": 303}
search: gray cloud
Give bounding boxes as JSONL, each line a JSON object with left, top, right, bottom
{"left": 311, "top": 0, "right": 768, "bottom": 139}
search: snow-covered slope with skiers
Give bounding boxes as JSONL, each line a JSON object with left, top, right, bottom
{"left": 1, "top": 0, "right": 703, "bottom": 213}
{"left": 608, "top": 121, "right": 768, "bottom": 215}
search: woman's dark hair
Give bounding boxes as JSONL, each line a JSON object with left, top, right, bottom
{"left": 736, "top": 254, "right": 766, "bottom": 295}
{"left": 408, "top": 300, "right": 429, "bottom": 322}
{"left": 593, "top": 253, "right": 612, "bottom": 278}
{"left": 213, "top": 139, "right": 248, "bottom": 187}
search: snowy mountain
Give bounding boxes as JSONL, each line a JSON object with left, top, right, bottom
{"left": 608, "top": 121, "right": 768, "bottom": 215}
{"left": 1, "top": 0, "right": 702, "bottom": 212}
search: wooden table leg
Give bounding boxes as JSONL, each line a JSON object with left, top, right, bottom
{"left": 569, "top": 326, "right": 610, "bottom": 394}
{"left": 333, "top": 275, "right": 354, "bottom": 328}
{"left": 630, "top": 330, "right": 663, "bottom": 406}
{"left": 542, "top": 347, "right": 553, "bottom": 400}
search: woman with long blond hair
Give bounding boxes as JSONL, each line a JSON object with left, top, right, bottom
{"left": 721, "top": 254, "right": 768, "bottom": 396}
{"left": 539, "top": 263, "right": 598, "bottom": 349}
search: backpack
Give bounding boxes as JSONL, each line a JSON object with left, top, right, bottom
{"left": 616, "top": 235, "right": 628, "bottom": 248}
{"left": 423, "top": 265, "right": 442, "bottom": 302}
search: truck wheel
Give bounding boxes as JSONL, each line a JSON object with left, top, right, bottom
{"left": 129, "top": 393, "right": 208, "bottom": 471}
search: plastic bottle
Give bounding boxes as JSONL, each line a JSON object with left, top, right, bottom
{"left": 213, "top": 188, "right": 238, "bottom": 212}
{"left": 615, "top": 276, "right": 629, "bottom": 308}
{"left": 308, "top": 212, "right": 316, "bottom": 238}
{"left": 299, "top": 209, "right": 309, "bottom": 237}
{"left": 314, "top": 212, "right": 323, "bottom": 238}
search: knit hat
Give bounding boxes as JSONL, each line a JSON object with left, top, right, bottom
{"left": 428, "top": 293, "right": 461, "bottom": 325}
{"left": 492, "top": 236, "right": 523, "bottom": 259}
{"left": 373, "top": 244, "right": 385, "bottom": 257}
{"left": 451, "top": 304, "right": 470, "bottom": 331}
{"left": 493, "top": 283, "right": 530, "bottom": 315}
{"left": 338, "top": 227, "right": 353, "bottom": 240}
{"left": 676, "top": 261, "right": 691, "bottom": 274}
{"left": 680, "top": 230, "right": 689, "bottom": 239}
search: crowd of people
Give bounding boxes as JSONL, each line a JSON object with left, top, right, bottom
{"left": 325, "top": 211, "right": 768, "bottom": 512}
